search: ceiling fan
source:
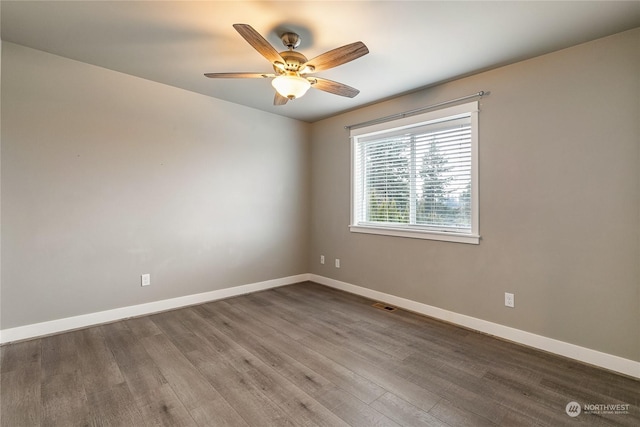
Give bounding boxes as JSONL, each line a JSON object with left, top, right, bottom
{"left": 205, "top": 24, "right": 369, "bottom": 105}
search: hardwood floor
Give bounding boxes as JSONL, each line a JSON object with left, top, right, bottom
{"left": 1, "top": 282, "right": 638, "bottom": 426}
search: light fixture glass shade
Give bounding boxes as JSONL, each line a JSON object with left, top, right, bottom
{"left": 272, "top": 75, "right": 311, "bottom": 100}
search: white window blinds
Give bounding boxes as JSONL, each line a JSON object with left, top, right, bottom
{"left": 350, "top": 101, "right": 479, "bottom": 244}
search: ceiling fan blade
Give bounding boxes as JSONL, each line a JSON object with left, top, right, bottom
{"left": 233, "top": 24, "right": 285, "bottom": 65}
{"left": 274, "top": 92, "right": 289, "bottom": 106}
{"left": 310, "top": 77, "right": 360, "bottom": 98}
{"left": 301, "top": 41, "right": 369, "bottom": 73}
{"left": 204, "top": 72, "right": 275, "bottom": 79}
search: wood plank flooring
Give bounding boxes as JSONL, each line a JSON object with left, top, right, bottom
{"left": 1, "top": 281, "right": 638, "bottom": 426}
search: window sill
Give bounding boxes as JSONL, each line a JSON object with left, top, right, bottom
{"left": 349, "top": 225, "right": 480, "bottom": 245}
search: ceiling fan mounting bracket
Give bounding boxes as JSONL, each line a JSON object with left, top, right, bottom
{"left": 280, "top": 32, "right": 301, "bottom": 50}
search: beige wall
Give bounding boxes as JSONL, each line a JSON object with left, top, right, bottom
{"left": 310, "top": 28, "right": 640, "bottom": 362}
{"left": 1, "top": 42, "right": 310, "bottom": 329}
{"left": 2, "top": 28, "right": 639, "bottom": 364}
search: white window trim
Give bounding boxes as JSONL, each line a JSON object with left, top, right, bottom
{"left": 349, "top": 101, "right": 480, "bottom": 244}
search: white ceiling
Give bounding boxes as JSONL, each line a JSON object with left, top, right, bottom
{"left": 2, "top": 1, "right": 639, "bottom": 122}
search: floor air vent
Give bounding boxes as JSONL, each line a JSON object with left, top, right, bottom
{"left": 372, "top": 302, "right": 397, "bottom": 312}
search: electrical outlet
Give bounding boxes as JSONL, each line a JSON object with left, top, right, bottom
{"left": 335, "top": 259, "right": 340, "bottom": 268}
{"left": 141, "top": 273, "right": 151, "bottom": 287}
{"left": 320, "top": 255, "right": 325, "bottom": 264}
{"left": 505, "top": 292, "right": 514, "bottom": 308}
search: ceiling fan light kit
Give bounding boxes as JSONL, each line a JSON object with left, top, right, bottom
{"left": 205, "top": 24, "right": 369, "bottom": 105}
{"left": 272, "top": 74, "right": 311, "bottom": 100}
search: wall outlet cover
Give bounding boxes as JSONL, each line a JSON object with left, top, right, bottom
{"left": 141, "top": 274, "right": 151, "bottom": 287}
{"left": 505, "top": 292, "right": 514, "bottom": 308}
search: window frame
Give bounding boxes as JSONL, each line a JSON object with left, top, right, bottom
{"left": 349, "top": 101, "right": 480, "bottom": 244}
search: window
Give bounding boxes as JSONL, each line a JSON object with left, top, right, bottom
{"left": 350, "top": 101, "right": 479, "bottom": 244}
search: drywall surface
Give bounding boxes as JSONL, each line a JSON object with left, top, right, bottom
{"left": 310, "top": 28, "right": 640, "bottom": 362}
{"left": 1, "top": 42, "right": 310, "bottom": 329}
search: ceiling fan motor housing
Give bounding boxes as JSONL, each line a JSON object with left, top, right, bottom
{"left": 275, "top": 50, "right": 308, "bottom": 73}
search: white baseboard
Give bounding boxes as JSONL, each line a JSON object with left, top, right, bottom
{"left": 0, "top": 274, "right": 311, "bottom": 344}
{"left": 309, "top": 274, "right": 640, "bottom": 380}
{"left": 2, "top": 272, "right": 638, "bottom": 379}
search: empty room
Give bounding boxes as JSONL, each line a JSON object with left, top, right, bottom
{"left": 1, "top": 1, "right": 639, "bottom": 426}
